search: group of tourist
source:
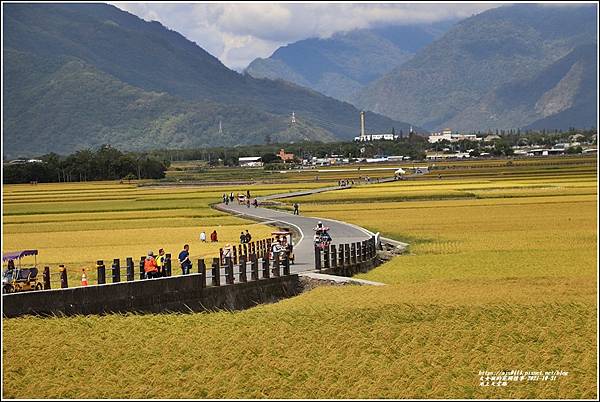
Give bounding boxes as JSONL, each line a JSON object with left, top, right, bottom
{"left": 222, "top": 190, "right": 259, "bottom": 208}
{"left": 199, "top": 230, "right": 218, "bottom": 242}
{"left": 143, "top": 244, "right": 194, "bottom": 279}
{"left": 240, "top": 230, "right": 252, "bottom": 243}
{"left": 338, "top": 179, "right": 355, "bottom": 187}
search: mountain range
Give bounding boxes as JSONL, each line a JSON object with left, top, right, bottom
{"left": 245, "top": 21, "right": 454, "bottom": 103}
{"left": 3, "top": 4, "right": 415, "bottom": 158}
{"left": 355, "top": 4, "right": 597, "bottom": 131}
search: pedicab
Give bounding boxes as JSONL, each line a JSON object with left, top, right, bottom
{"left": 2, "top": 249, "right": 43, "bottom": 294}
{"left": 270, "top": 229, "right": 295, "bottom": 264}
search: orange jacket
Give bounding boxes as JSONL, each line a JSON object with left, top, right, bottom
{"left": 144, "top": 257, "right": 158, "bottom": 273}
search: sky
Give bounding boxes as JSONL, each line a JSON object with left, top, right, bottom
{"left": 112, "top": 2, "right": 505, "bottom": 71}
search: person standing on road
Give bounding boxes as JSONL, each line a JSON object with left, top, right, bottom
{"left": 252, "top": 198, "right": 259, "bottom": 208}
{"left": 245, "top": 230, "right": 252, "bottom": 243}
{"left": 293, "top": 202, "right": 300, "bottom": 215}
{"left": 211, "top": 230, "right": 218, "bottom": 242}
{"left": 200, "top": 231, "right": 206, "bottom": 242}
{"left": 178, "top": 244, "right": 192, "bottom": 275}
{"left": 240, "top": 231, "right": 246, "bottom": 244}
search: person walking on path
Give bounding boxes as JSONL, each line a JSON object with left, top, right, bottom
{"left": 144, "top": 251, "right": 159, "bottom": 279}
{"left": 200, "top": 231, "right": 206, "bottom": 242}
{"left": 245, "top": 230, "right": 252, "bottom": 243}
{"left": 240, "top": 231, "right": 246, "bottom": 244}
{"left": 293, "top": 202, "right": 300, "bottom": 215}
{"left": 211, "top": 230, "right": 218, "bottom": 242}
{"left": 252, "top": 198, "right": 259, "bottom": 208}
{"left": 178, "top": 244, "right": 192, "bottom": 275}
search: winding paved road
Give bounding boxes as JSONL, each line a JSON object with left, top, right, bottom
{"left": 216, "top": 186, "right": 375, "bottom": 273}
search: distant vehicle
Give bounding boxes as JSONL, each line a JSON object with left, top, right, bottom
{"left": 415, "top": 166, "right": 429, "bottom": 174}
{"left": 271, "top": 230, "right": 295, "bottom": 264}
{"left": 2, "top": 250, "right": 43, "bottom": 294}
{"left": 313, "top": 222, "right": 332, "bottom": 250}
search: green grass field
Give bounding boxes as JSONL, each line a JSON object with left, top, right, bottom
{"left": 2, "top": 155, "right": 597, "bottom": 398}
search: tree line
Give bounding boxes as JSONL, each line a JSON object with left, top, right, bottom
{"left": 3, "top": 145, "right": 170, "bottom": 184}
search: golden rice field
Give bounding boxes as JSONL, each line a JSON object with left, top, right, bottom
{"left": 2, "top": 181, "right": 324, "bottom": 286}
{"left": 2, "top": 156, "right": 598, "bottom": 399}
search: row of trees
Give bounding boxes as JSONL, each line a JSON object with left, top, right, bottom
{"left": 159, "top": 133, "right": 429, "bottom": 166}
{"left": 3, "top": 145, "right": 170, "bottom": 184}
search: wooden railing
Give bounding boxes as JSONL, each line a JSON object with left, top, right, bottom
{"left": 314, "top": 236, "right": 378, "bottom": 275}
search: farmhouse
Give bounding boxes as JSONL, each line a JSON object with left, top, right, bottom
{"left": 277, "top": 149, "right": 295, "bottom": 163}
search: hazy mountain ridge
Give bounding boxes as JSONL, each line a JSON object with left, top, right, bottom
{"left": 246, "top": 22, "right": 454, "bottom": 103}
{"left": 355, "top": 4, "right": 597, "bottom": 131}
{"left": 3, "top": 3, "right": 414, "bottom": 158}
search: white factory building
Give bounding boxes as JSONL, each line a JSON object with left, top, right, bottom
{"left": 354, "top": 111, "right": 400, "bottom": 142}
{"left": 428, "top": 129, "right": 480, "bottom": 143}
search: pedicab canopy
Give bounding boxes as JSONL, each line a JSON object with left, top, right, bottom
{"left": 3, "top": 250, "right": 38, "bottom": 262}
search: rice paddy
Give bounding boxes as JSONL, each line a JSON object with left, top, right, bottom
{"left": 2, "top": 182, "right": 309, "bottom": 286}
{"left": 2, "top": 155, "right": 598, "bottom": 399}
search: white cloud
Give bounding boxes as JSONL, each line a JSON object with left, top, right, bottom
{"left": 112, "top": 2, "right": 504, "bottom": 70}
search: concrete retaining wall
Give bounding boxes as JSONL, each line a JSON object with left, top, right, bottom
{"left": 2, "top": 274, "right": 300, "bottom": 318}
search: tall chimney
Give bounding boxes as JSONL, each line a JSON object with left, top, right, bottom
{"left": 360, "top": 111, "right": 365, "bottom": 137}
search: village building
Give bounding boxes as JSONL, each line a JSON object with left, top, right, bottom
{"left": 238, "top": 156, "right": 263, "bottom": 167}
{"left": 277, "top": 149, "right": 295, "bottom": 163}
{"left": 354, "top": 111, "right": 399, "bottom": 142}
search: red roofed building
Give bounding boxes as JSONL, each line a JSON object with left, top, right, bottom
{"left": 278, "top": 148, "right": 295, "bottom": 163}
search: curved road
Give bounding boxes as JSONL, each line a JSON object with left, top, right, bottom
{"left": 216, "top": 187, "right": 375, "bottom": 273}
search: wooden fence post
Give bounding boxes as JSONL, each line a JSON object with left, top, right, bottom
{"left": 211, "top": 258, "right": 220, "bottom": 287}
{"left": 344, "top": 244, "right": 351, "bottom": 275}
{"left": 97, "top": 260, "right": 106, "bottom": 284}
{"left": 323, "top": 246, "right": 330, "bottom": 270}
{"left": 314, "top": 246, "right": 322, "bottom": 271}
{"left": 239, "top": 255, "right": 247, "bottom": 283}
{"left": 282, "top": 253, "right": 290, "bottom": 276}
{"left": 43, "top": 266, "right": 51, "bottom": 289}
{"left": 262, "top": 255, "right": 270, "bottom": 279}
{"left": 139, "top": 256, "right": 145, "bottom": 280}
{"left": 250, "top": 254, "right": 259, "bottom": 281}
{"left": 59, "top": 265, "right": 68, "bottom": 288}
{"left": 272, "top": 252, "right": 281, "bottom": 277}
{"left": 226, "top": 257, "right": 234, "bottom": 284}
{"left": 165, "top": 253, "right": 172, "bottom": 277}
{"left": 330, "top": 245, "right": 337, "bottom": 269}
{"left": 111, "top": 258, "right": 121, "bottom": 283}
{"left": 198, "top": 259, "right": 206, "bottom": 288}
{"left": 126, "top": 257, "right": 134, "bottom": 281}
